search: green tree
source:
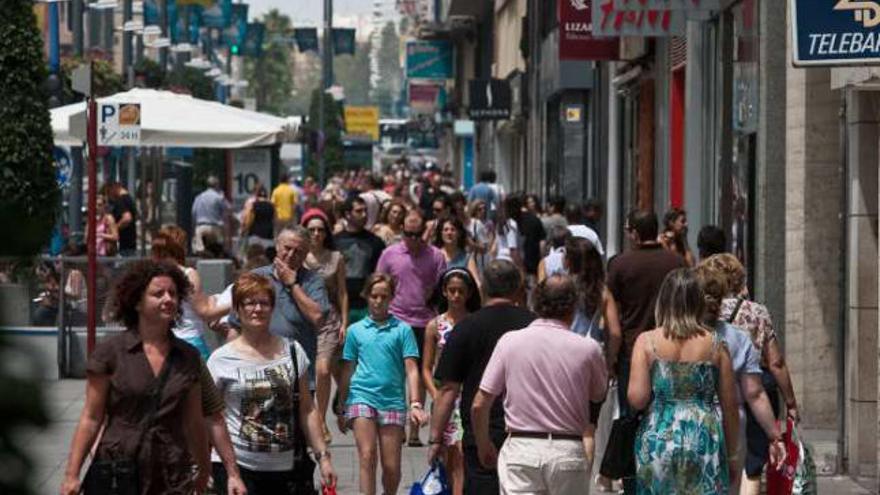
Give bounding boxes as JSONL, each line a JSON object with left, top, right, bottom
{"left": 0, "top": 1, "right": 61, "bottom": 257}
{"left": 0, "top": 3, "right": 53, "bottom": 495}
{"left": 244, "top": 9, "right": 294, "bottom": 115}
{"left": 304, "top": 89, "right": 344, "bottom": 179}
{"left": 333, "top": 41, "right": 372, "bottom": 106}
{"left": 375, "top": 21, "right": 402, "bottom": 117}
{"left": 164, "top": 66, "right": 214, "bottom": 100}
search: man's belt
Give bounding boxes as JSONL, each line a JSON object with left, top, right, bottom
{"left": 508, "top": 431, "right": 582, "bottom": 441}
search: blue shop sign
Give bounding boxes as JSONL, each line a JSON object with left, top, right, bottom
{"left": 791, "top": 0, "right": 880, "bottom": 66}
{"left": 405, "top": 40, "right": 453, "bottom": 80}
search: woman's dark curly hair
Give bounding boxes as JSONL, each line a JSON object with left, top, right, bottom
{"left": 110, "top": 260, "right": 191, "bottom": 330}
{"left": 433, "top": 216, "right": 468, "bottom": 251}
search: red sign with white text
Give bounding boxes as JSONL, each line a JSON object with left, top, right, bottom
{"left": 559, "top": 0, "right": 620, "bottom": 60}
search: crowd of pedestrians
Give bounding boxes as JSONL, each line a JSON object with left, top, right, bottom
{"left": 60, "top": 165, "right": 798, "bottom": 495}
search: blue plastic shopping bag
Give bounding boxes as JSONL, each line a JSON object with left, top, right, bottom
{"left": 409, "top": 460, "right": 451, "bottom": 495}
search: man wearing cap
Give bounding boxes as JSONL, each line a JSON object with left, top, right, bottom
{"left": 472, "top": 274, "right": 608, "bottom": 495}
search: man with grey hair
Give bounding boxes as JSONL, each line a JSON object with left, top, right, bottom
{"left": 191, "top": 175, "right": 231, "bottom": 254}
{"left": 247, "top": 226, "right": 329, "bottom": 373}
{"left": 429, "top": 259, "right": 535, "bottom": 494}
{"left": 472, "top": 274, "right": 608, "bottom": 495}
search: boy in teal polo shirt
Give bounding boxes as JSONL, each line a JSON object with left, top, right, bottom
{"left": 336, "top": 273, "right": 428, "bottom": 495}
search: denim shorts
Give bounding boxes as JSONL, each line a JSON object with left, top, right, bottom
{"left": 346, "top": 403, "right": 406, "bottom": 427}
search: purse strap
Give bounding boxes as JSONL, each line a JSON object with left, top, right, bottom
{"left": 133, "top": 350, "right": 175, "bottom": 459}
{"left": 727, "top": 297, "right": 746, "bottom": 324}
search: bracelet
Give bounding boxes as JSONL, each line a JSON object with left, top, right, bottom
{"left": 428, "top": 438, "right": 443, "bottom": 445}
{"left": 410, "top": 402, "right": 424, "bottom": 410}
{"left": 314, "top": 450, "right": 331, "bottom": 461}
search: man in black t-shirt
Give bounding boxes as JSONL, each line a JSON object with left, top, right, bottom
{"left": 332, "top": 196, "right": 386, "bottom": 325}
{"left": 107, "top": 182, "right": 138, "bottom": 256}
{"left": 429, "top": 259, "right": 535, "bottom": 495}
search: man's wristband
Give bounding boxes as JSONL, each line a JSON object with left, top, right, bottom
{"left": 410, "top": 402, "right": 424, "bottom": 410}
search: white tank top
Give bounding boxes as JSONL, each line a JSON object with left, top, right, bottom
{"left": 543, "top": 248, "right": 567, "bottom": 277}
{"left": 173, "top": 268, "right": 206, "bottom": 340}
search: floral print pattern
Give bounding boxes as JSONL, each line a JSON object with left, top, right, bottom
{"left": 720, "top": 297, "right": 776, "bottom": 359}
{"left": 636, "top": 351, "right": 730, "bottom": 494}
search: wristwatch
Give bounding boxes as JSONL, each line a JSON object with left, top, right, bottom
{"left": 314, "top": 450, "right": 331, "bottom": 462}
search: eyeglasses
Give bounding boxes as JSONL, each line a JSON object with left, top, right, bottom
{"left": 403, "top": 230, "right": 423, "bottom": 239}
{"left": 242, "top": 300, "right": 272, "bottom": 310}
{"left": 307, "top": 227, "right": 325, "bottom": 234}
{"left": 433, "top": 207, "right": 445, "bottom": 213}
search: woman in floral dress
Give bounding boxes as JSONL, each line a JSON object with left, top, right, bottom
{"left": 628, "top": 268, "right": 739, "bottom": 494}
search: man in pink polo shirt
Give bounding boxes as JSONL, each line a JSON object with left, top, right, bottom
{"left": 472, "top": 274, "right": 608, "bottom": 494}
{"left": 376, "top": 209, "right": 447, "bottom": 445}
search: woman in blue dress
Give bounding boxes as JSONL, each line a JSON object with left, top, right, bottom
{"left": 628, "top": 268, "right": 740, "bottom": 494}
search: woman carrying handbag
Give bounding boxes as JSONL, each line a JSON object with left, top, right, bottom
{"left": 60, "top": 260, "right": 210, "bottom": 495}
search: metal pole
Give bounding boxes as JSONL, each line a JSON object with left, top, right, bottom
{"left": 72, "top": 0, "right": 84, "bottom": 56}
{"left": 158, "top": 0, "right": 168, "bottom": 71}
{"left": 48, "top": 3, "right": 60, "bottom": 73}
{"left": 123, "top": 0, "right": 133, "bottom": 86}
{"left": 318, "top": 0, "right": 334, "bottom": 187}
{"left": 86, "top": 67, "right": 98, "bottom": 356}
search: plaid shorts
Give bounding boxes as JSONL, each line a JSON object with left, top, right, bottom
{"left": 346, "top": 403, "right": 407, "bottom": 427}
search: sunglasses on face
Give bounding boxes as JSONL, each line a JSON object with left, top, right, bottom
{"left": 403, "top": 230, "right": 423, "bottom": 239}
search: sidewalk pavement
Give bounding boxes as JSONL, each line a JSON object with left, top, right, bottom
{"left": 25, "top": 379, "right": 427, "bottom": 494}
{"left": 24, "top": 379, "right": 878, "bottom": 494}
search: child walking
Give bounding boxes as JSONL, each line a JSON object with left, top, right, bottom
{"left": 336, "top": 273, "right": 429, "bottom": 495}
{"left": 421, "top": 268, "right": 482, "bottom": 495}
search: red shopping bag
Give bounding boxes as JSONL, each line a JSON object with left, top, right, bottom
{"left": 766, "top": 418, "right": 799, "bottom": 495}
{"left": 322, "top": 481, "right": 337, "bottom": 495}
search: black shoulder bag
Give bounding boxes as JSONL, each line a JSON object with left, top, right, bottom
{"left": 288, "top": 342, "right": 318, "bottom": 495}
{"left": 82, "top": 353, "right": 174, "bottom": 495}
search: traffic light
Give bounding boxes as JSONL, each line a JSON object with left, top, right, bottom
{"left": 230, "top": 43, "right": 240, "bottom": 55}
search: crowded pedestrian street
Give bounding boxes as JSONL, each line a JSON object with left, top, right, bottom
{"left": 4, "top": 1, "right": 880, "bottom": 495}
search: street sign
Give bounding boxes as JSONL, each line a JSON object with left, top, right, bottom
{"left": 232, "top": 148, "right": 271, "bottom": 210}
{"left": 71, "top": 64, "right": 91, "bottom": 96}
{"left": 406, "top": 40, "right": 453, "bottom": 79}
{"left": 559, "top": 0, "right": 619, "bottom": 60}
{"left": 468, "top": 79, "right": 512, "bottom": 121}
{"left": 344, "top": 106, "right": 380, "bottom": 141}
{"left": 98, "top": 103, "right": 141, "bottom": 146}
{"left": 791, "top": 0, "right": 880, "bottom": 66}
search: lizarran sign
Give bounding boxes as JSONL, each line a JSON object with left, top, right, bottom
{"left": 560, "top": 0, "right": 620, "bottom": 60}
{"left": 791, "top": 0, "right": 880, "bottom": 66}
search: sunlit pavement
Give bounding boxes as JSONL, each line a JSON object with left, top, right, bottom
{"left": 24, "top": 380, "right": 876, "bottom": 494}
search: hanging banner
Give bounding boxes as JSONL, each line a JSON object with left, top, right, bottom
{"left": 188, "top": 6, "right": 202, "bottom": 44}
{"left": 591, "top": 0, "right": 687, "bottom": 36}
{"left": 144, "top": 0, "right": 160, "bottom": 25}
{"left": 223, "top": 3, "right": 248, "bottom": 50}
{"left": 791, "top": 0, "right": 880, "bottom": 66}
{"left": 168, "top": 0, "right": 180, "bottom": 43}
{"left": 201, "top": 0, "right": 232, "bottom": 29}
{"left": 177, "top": 0, "right": 213, "bottom": 6}
{"left": 559, "top": 0, "right": 619, "bottom": 60}
{"left": 333, "top": 28, "right": 356, "bottom": 55}
{"left": 612, "top": 0, "right": 720, "bottom": 9}
{"left": 406, "top": 40, "right": 454, "bottom": 79}
{"left": 295, "top": 28, "right": 319, "bottom": 52}
{"left": 242, "top": 22, "right": 265, "bottom": 57}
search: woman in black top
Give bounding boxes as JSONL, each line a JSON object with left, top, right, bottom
{"left": 244, "top": 187, "right": 276, "bottom": 248}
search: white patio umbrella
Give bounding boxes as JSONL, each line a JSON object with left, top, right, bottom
{"left": 51, "top": 88, "right": 291, "bottom": 148}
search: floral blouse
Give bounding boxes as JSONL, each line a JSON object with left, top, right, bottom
{"left": 719, "top": 297, "right": 777, "bottom": 359}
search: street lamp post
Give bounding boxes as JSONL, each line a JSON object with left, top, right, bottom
{"left": 318, "top": 0, "right": 334, "bottom": 187}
